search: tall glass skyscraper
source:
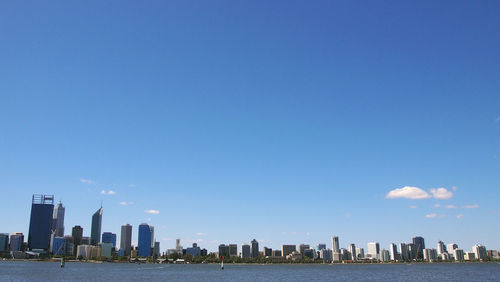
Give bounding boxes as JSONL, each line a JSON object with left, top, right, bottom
{"left": 90, "top": 207, "right": 103, "bottom": 245}
{"left": 251, "top": 239, "right": 259, "bottom": 258}
{"left": 120, "top": 224, "right": 132, "bottom": 256}
{"left": 52, "top": 201, "right": 65, "bottom": 237}
{"left": 138, "top": 223, "right": 152, "bottom": 257}
{"left": 412, "top": 236, "right": 425, "bottom": 260}
{"left": 28, "top": 194, "right": 54, "bottom": 251}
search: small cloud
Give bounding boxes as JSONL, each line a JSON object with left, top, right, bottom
{"left": 80, "top": 179, "right": 94, "bottom": 184}
{"left": 425, "top": 213, "right": 438, "bottom": 218}
{"left": 409, "top": 205, "right": 417, "bottom": 209}
{"left": 196, "top": 238, "right": 205, "bottom": 242}
{"left": 145, "top": 209, "right": 160, "bottom": 214}
{"left": 445, "top": 205, "right": 457, "bottom": 209}
{"left": 430, "top": 188, "right": 453, "bottom": 200}
{"left": 463, "top": 204, "right": 479, "bottom": 209}
{"left": 196, "top": 232, "right": 207, "bottom": 236}
{"left": 434, "top": 204, "right": 441, "bottom": 208}
{"left": 456, "top": 214, "right": 464, "bottom": 219}
{"left": 100, "top": 190, "right": 116, "bottom": 195}
{"left": 386, "top": 186, "right": 431, "bottom": 199}
{"left": 146, "top": 217, "right": 152, "bottom": 222}
{"left": 120, "top": 201, "right": 134, "bottom": 206}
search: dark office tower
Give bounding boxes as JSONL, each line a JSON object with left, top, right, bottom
{"left": 120, "top": 224, "right": 132, "bottom": 256}
{"left": 90, "top": 207, "right": 103, "bottom": 245}
{"left": 251, "top": 239, "right": 259, "bottom": 258}
{"left": 72, "top": 225, "right": 83, "bottom": 255}
{"left": 52, "top": 201, "right": 65, "bottom": 237}
{"left": 28, "top": 195, "right": 54, "bottom": 251}
{"left": 412, "top": 236, "right": 425, "bottom": 260}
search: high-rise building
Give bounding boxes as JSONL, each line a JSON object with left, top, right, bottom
{"left": 150, "top": 226, "right": 155, "bottom": 248}
{"left": 229, "top": 244, "right": 238, "bottom": 257}
{"left": 447, "top": 243, "right": 458, "bottom": 253}
{"left": 264, "top": 247, "right": 272, "bottom": 257}
{"left": 138, "top": 223, "right": 152, "bottom": 257}
{"left": 281, "top": 245, "right": 296, "bottom": 257}
{"left": 28, "top": 194, "right": 54, "bottom": 251}
{"left": 412, "top": 236, "right": 425, "bottom": 260}
{"left": 399, "top": 243, "right": 408, "bottom": 261}
{"left": 316, "top": 244, "right": 326, "bottom": 250}
{"left": 0, "top": 234, "right": 9, "bottom": 252}
{"left": 331, "top": 236, "right": 340, "bottom": 253}
{"left": 72, "top": 226, "right": 83, "bottom": 256}
{"left": 52, "top": 201, "right": 65, "bottom": 237}
{"left": 241, "top": 244, "right": 251, "bottom": 258}
{"left": 356, "top": 247, "right": 365, "bottom": 259}
{"left": 423, "top": 248, "right": 437, "bottom": 261}
{"left": 10, "top": 233, "right": 24, "bottom": 251}
{"left": 102, "top": 232, "right": 117, "bottom": 248}
{"left": 437, "top": 241, "right": 447, "bottom": 255}
{"left": 120, "top": 224, "right": 132, "bottom": 256}
{"left": 367, "top": 242, "right": 380, "bottom": 259}
{"left": 472, "top": 244, "right": 487, "bottom": 260}
{"left": 389, "top": 243, "right": 398, "bottom": 261}
{"left": 349, "top": 244, "right": 356, "bottom": 261}
{"left": 51, "top": 237, "right": 66, "bottom": 255}
{"left": 90, "top": 207, "right": 103, "bottom": 246}
{"left": 298, "top": 244, "right": 310, "bottom": 254}
{"left": 380, "top": 249, "right": 390, "bottom": 262}
{"left": 218, "top": 244, "right": 230, "bottom": 258}
{"left": 153, "top": 242, "right": 160, "bottom": 257}
{"left": 454, "top": 249, "right": 464, "bottom": 261}
{"left": 251, "top": 239, "right": 259, "bottom": 258}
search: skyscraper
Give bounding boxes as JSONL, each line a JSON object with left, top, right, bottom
{"left": 10, "top": 233, "right": 24, "bottom": 252}
{"left": 389, "top": 243, "right": 398, "bottom": 261}
{"left": 437, "top": 241, "right": 447, "bottom": 255}
{"left": 138, "top": 223, "right": 152, "bottom": 257}
{"left": 367, "top": 242, "right": 380, "bottom": 259}
{"left": 0, "top": 234, "right": 9, "bottom": 252}
{"left": 241, "top": 244, "right": 251, "bottom": 258}
{"left": 412, "top": 236, "right": 425, "bottom": 260}
{"left": 349, "top": 244, "right": 357, "bottom": 261}
{"left": 52, "top": 201, "right": 65, "bottom": 237}
{"left": 399, "top": 243, "right": 408, "bottom": 261}
{"left": 120, "top": 224, "right": 132, "bottom": 256}
{"left": 90, "top": 207, "right": 103, "bottom": 245}
{"left": 251, "top": 239, "right": 259, "bottom": 258}
{"left": 150, "top": 226, "right": 155, "bottom": 248}
{"left": 102, "top": 232, "right": 117, "bottom": 248}
{"left": 229, "top": 244, "right": 238, "bottom": 257}
{"left": 28, "top": 194, "right": 54, "bottom": 251}
{"left": 331, "top": 236, "right": 340, "bottom": 253}
{"left": 71, "top": 225, "right": 83, "bottom": 256}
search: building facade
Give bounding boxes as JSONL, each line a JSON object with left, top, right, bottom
{"left": 28, "top": 195, "right": 54, "bottom": 251}
{"left": 138, "top": 223, "right": 152, "bottom": 257}
{"left": 120, "top": 224, "right": 132, "bottom": 256}
{"left": 90, "top": 207, "right": 103, "bottom": 246}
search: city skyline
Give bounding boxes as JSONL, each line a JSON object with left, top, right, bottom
{"left": 1, "top": 1, "right": 500, "bottom": 253}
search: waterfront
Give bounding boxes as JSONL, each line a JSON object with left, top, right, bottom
{"left": 1, "top": 261, "right": 500, "bottom": 281}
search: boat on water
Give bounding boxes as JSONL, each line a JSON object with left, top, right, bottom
{"left": 220, "top": 255, "right": 224, "bottom": 270}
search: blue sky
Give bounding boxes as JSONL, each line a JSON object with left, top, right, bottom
{"left": 1, "top": 0, "right": 499, "bottom": 253}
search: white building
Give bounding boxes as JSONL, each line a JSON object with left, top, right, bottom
{"left": 389, "top": 243, "right": 398, "bottom": 261}
{"left": 367, "top": 242, "right": 380, "bottom": 259}
{"left": 349, "top": 244, "right": 356, "bottom": 261}
{"left": 437, "top": 241, "right": 446, "bottom": 255}
{"left": 472, "top": 244, "right": 487, "bottom": 261}
{"left": 453, "top": 249, "right": 464, "bottom": 261}
{"left": 423, "top": 248, "right": 437, "bottom": 262}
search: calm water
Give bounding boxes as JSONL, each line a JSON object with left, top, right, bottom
{"left": 1, "top": 261, "right": 500, "bottom": 281}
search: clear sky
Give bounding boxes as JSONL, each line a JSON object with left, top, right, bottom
{"left": 1, "top": 1, "right": 499, "bottom": 253}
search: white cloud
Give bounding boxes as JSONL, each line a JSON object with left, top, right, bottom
{"left": 463, "top": 204, "right": 479, "bottom": 209}
{"left": 120, "top": 201, "right": 134, "bottom": 206}
{"left": 425, "top": 213, "right": 438, "bottom": 218}
{"left": 100, "top": 190, "right": 116, "bottom": 195}
{"left": 434, "top": 204, "right": 441, "bottom": 208}
{"left": 456, "top": 214, "right": 464, "bottom": 219}
{"left": 196, "top": 232, "right": 207, "bottom": 236}
{"left": 145, "top": 209, "right": 160, "bottom": 214}
{"left": 445, "top": 205, "right": 457, "bottom": 209}
{"left": 80, "top": 179, "right": 94, "bottom": 184}
{"left": 430, "top": 188, "right": 453, "bottom": 199}
{"left": 409, "top": 205, "right": 417, "bottom": 209}
{"left": 386, "top": 186, "right": 431, "bottom": 199}
{"left": 146, "top": 217, "right": 152, "bottom": 222}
